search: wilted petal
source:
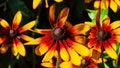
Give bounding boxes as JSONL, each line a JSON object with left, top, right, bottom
{"left": 56, "top": 7, "right": 69, "bottom": 27}
{"left": 0, "top": 43, "right": 9, "bottom": 54}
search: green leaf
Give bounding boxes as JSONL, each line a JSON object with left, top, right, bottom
{"left": 86, "top": 9, "right": 97, "bottom": 24}
{"left": 104, "top": 63, "right": 110, "bottom": 68}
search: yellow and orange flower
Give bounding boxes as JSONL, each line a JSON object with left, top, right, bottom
{"left": 26, "top": 4, "right": 90, "bottom": 64}
{"left": 94, "top": 0, "right": 120, "bottom": 12}
{"left": 86, "top": 13, "right": 120, "bottom": 59}
{"left": 0, "top": 11, "right": 35, "bottom": 56}
{"left": 33, "top": 0, "right": 63, "bottom": 9}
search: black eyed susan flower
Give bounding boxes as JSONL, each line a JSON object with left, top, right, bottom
{"left": 0, "top": 11, "right": 35, "bottom": 56}
{"left": 86, "top": 13, "right": 120, "bottom": 59}
{"left": 94, "top": 0, "right": 120, "bottom": 12}
{"left": 25, "top": 4, "right": 90, "bottom": 64}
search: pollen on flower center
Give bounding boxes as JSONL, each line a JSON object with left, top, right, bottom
{"left": 52, "top": 27, "right": 66, "bottom": 40}
{"left": 9, "top": 29, "right": 17, "bottom": 37}
{"left": 96, "top": 30, "right": 110, "bottom": 41}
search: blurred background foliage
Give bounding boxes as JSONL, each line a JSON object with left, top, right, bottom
{"left": 0, "top": 0, "right": 120, "bottom": 68}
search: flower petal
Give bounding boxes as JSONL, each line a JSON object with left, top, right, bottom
{"left": 104, "top": 41, "right": 118, "bottom": 60}
{"left": 0, "top": 43, "right": 9, "bottom": 54}
{"left": 56, "top": 7, "right": 69, "bottom": 27}
{"left": 115, "top": 0, "right": 120, "bottom": 7}
{"left": 60, "top": 61, "right": 72, "bottom": 68}
{"left": 102, "top": 16, "right": 110, "bottom": 29}
{"left": 49, "top": 4, "right": 55, "bottom": 27}
{"left": 12, "top": 39, "right": 18, "bottom": 56}
{"left": 110, "top": 21, "right": 120, "bottom": 29}
{"left": 42, "top": 42, "right": 57, "bottom": 62}
{"left": 0, "top": 19, "right": 10, "bottom": 30}
{"left": 0, "top": 37, "right": 6, "bottom": 44}
{"left": 68, "top": 47, "right": 81, "bottom": 66}
{"left": 111, "top": 28, "right": 120, "bottom": 35}
{"left": 55, "top": 0, "right": 63, "bottom": 2}
{"left": 18, "top": 20, "right": 36, "bottom": 33}
{"left": 35, "top": 39, "right": 54, "bottom": 56}
{"left": 66, "top": 38, "right": 89, "bottom": 56}
{"left": 72, "top": 23, "right": 90, "bottom": 34}
{"left": 94, "top": 1, "right": 100, "bottom": 9}
{"left": 12, "top": 11, "right": 22, "bottom": 29}
{"left": 24, "top": 38, "right": 41, "bottom": 45}
{"left": 15, "top": 38, "right": 26, "bottom": 56}
{"left": 110, "top": 0, "right": 118, "bottom": 12}
{"left": 20, "top": 34, "right": 34, "bottom": 41}
{"left": 74, "top": 36, "right": 86, "bottom": 44}
{"left": 34, "top": 28, "right": 52, "bottom": 34}
{"left": 33, "top": 0, "right": 41, "bottom": 9}
{"left": 59, "top": 41, "right": 69, "bottom": 61}
{"left": 41, "top": 61, "right": 54, "bottom": 68}
{"left": 108, "top": 39, "right": 116, "bottom": 51}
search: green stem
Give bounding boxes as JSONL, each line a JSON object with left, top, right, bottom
{"left": 101, "top": 45, "right": 104, "bottom": 68}
{"left": 56, "top": 53, "right": 60, "bottom": 68}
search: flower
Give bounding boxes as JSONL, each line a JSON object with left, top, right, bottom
{"left": 86, "top": 11, "right": 120, "bottom": 59}
{"left": 25, "top": 4, "right": 90, "bottom": 64}
{"left": 0, "top": 11, "right": 35, "bottom": 56}
{"left": 33, "top": 0, "right": 63, "bottom": 9}
{"left": 84, "top": 0, "right": 92, "bottom": 3}
{"left": 94, "top": 0, "right": 120, "bottom": 12}
{"left": 59, "top": 48, "right": 107, "bottom": 68}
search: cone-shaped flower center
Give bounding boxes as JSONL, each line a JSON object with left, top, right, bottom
{"left": 9, "top": 29, "right": 17, "bottom": 37}
{"left": 96, "top": 30, "right": 109, "bottom": 41}
{"left": 52, "top": 27, "right": 66, "bottom": 40}
{"left": 81, "top": 59, "right": 90, "bottom": 67}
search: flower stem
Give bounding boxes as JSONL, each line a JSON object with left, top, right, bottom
{"left": 56, "top": 53, "right": 60, "bottom": 68}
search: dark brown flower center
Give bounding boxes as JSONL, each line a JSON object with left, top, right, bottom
{"left": 96, "top": 30, "right": 109, "bottom": 41}
{"left": 52, "top": 27, "right": 66, "bottom": 40}
{"left": 81, "top": 59, "right": 90, "bottom": 67}
{"left": 9, "top": 29, "right": 17, "bottom": 37}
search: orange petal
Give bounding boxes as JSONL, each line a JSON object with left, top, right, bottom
{"left": 12, "top": 11, "right": 22, "bottom": 29}
{"left": 0, "top": 43, "right": 9, "bottom": 54}
{"left": 18, "top": 20, "right": 36, "bottom": 33}
{"left": 42, "top": 42, "right": 57, "bottom": 62}
{"left": 102, "top": 17, "right": 110, "bottom": 29}
{"left": 67, "top": 38, "right": 89, "bottom": 56}
{"left": 68, "top": 47, "right": 81, "bottom": 65}
{"left": 112, "top": 28, "right": 120, "bottom": 35}
{"left": 41, "top": 61, "right": 54, "bottom": 68}
{"left": 65, "top": 21, "right": 73, "bottom": 28}
{"left": 11, "top": 39, "right": 18, "bottom": 56}
{"left": 15, "top": 38, "right": 26, "bottom": 56}
{"left": 0, "top": 37, "right": 6, "bottom": 44}
{"left": 72, "top": 23, "right": 90, "bottom": 34}
{"left": 20, "top": 34, "right": 34, "bottom": 41}
{"left": 110, "top": 21, "right": 120, "bottom": 29}
{"left": 110, "top": 0, "right": 118, "bottom": 13}
{"left": 24, "top": 38, "right": 41, "bottom": 45}
{"left": 33, "top": 0, "right": 41, "bottom": 9}
{"left": 34, "top": 28, "right": 52, "bottom": 34}
{"left": 74, "top": 36, "right": 86, "bottom": 44}
{"left": 94, "top": 1, "right": 100, "bottom": 9}
{"left": 56, "top": 7, "right": 69, "bottom": 27}
{"left": 108, "top": 39, "right": 116, "bottom": 51}
{"left": 104, "top": 41, "right": 118, "bottom": 60}
{"left": 59, "top": 41, "right": 69, "bottom": 61}
{"left": 49, "top": 4, "right": 55, "bottom": 27}
{"left": 0, "top": 19, "right": 10, "bottom": 30}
